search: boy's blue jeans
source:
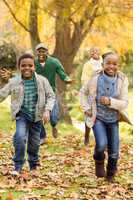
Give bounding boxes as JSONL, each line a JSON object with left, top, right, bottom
{"left": 13, "top": 114, "right": 42, "bottom": 171}
{"left": 40, "top": 100, "right": 59, "bottom": 139}
{"left": 92, "top": 119, "right": 119, "bottom": 161}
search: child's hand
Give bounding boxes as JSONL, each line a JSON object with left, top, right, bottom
{"left": 84, "top": 109, "right": 92, "bottom": 117}
{"left": 65, "top": 78, "right": 73, "bottom": 84}
{"left": 0, "top": 68, "right": 12, "bottom": 81}
{"left": 42, "top": 110, "right": 50, "bottom": 124}
{"left": 100, "top": 96, "right": 110, "bottom": 106}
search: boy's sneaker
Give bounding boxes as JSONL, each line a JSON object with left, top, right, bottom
{"left": 40, "top": 138, "right": 45, "bottom": 145}
{"left": 11, "top": 170, "right": 20, "bottom": 176}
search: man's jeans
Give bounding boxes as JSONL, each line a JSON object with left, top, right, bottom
{"left": 40, "top": 100, "right": 59, "bottom": 139}
{"left": 13, "top": 114, "right": 42, "bottom": 171}
{"left": 92, "top": 119, "right": 119, "bottom": 161}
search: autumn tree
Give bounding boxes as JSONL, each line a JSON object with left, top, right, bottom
{"left": 2, "top": 0, "right": 133, "bottom": 121}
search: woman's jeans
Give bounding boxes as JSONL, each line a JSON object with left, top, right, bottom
{"left": 40, "top": 99, "right": 59, "bottom": 139}
{"left": 13, "top": 114, "right": 42, "bottom": 171}
{"left": 92, "top": 119, "right": 119, "bottom": 162}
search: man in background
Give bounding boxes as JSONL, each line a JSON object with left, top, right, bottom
{"left": 35, "top": 43, "right": 72, "bottom": 144}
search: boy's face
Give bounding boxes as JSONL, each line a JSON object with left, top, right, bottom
{"left": 36, "top": 48, "right": 48, "bottom": 63}
{"left": 19, "top": 58, "right": 35, "bottom": 79}
{"left": 103, "top": 54, "right": 119, "bottom": 76}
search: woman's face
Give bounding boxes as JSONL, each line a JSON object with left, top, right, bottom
{"left": 103, "top": 54, "right": 119, "bottom": 76}
{"left": 90, "top": 47, "right": 100, "bottom": 60}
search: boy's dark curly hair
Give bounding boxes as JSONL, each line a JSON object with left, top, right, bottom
{"left": 18, "top": 53, "right": 34, "bottom": 67}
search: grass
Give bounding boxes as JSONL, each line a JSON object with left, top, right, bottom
{"left": 0, "top": 98, "right": 15, "bottom": 133}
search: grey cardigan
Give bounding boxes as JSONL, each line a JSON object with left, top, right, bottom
{"left": 80, "top": 71, "right": 132, "bottom": 127}
{"left": 0, "top": 72, "right": 55, "bottom": 122}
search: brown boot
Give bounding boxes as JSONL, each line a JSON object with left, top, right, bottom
{"left": 106, "top": 169, "right": 117, "bottom": 182}
{"left": 95, "top": 160, "right": 105, "bottom": 178}
{"left": 106, "top": 158, "right": 117, "bottom": 182}
{"left": 84, "top": 124, "right": 90, "bottom": 146}
{"left": 52, "top": 127, "right": 58, "bottom": 138}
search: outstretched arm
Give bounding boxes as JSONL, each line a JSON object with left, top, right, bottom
{"left": 0, "top": 81, "right": 11, "bottom": 102}
{"left": 55, "top": 59, "right": 72, "bottom": 83}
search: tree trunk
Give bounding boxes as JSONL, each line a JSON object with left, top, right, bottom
{"left": 29, "top": 0, "right": 41, "bottom": 50}
{"left": 3, "top": 0, "right": 99, "bottom": 122}
{"left": 53, "top": 9, "right": 85, "bottom": 123}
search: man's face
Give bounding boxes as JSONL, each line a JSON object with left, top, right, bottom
{"left": 19, "top": 58, "right": 35, "bottom": 79}
{"left": 36, "top": 48, "right": 48, "bottom": 62}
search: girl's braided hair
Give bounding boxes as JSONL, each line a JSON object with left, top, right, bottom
{"left": 102, "top": 52, "right": 116, "bottom": 60}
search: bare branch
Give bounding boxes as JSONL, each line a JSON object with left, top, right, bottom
{"left": 38, "top": 5, "right": 57, "bottom": 18}
{"left": 71, "top": 0, "right": 99, "bottom": 39}
{"left": 70, "top": 3, "right": 84, "bottom": 18}
{"left": 2, "top": 0, "right": 30, "bottom": 32}
{"left": 80, "top": 1, "right": 99, "bottom": 36}
{"left": 38, "top": 0, "right": 83, "bottom": 20}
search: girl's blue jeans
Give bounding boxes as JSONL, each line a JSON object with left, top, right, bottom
{"left": 92, "top": 119, "right": 119, "bottom": 161}
{"left": 13, "top": 114, "right": 42, "bottom": 171}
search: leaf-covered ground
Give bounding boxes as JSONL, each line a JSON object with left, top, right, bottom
{"left": 0, "top": 125, "right": 133, "bottom": 200}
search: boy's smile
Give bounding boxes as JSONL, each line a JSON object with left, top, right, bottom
{"left": 19, "top": 58, "right": 35, "bottom": 79}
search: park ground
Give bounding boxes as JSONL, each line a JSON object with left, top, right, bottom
{"left": 0, "top": 92, "right": 133, "bottom": 200}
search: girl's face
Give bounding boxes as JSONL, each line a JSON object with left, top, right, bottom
{"left": 19, "top": 58, "right": 35, "bottom": 79}
{"left": 103, "top": 54, "right": 119, "bottom": 76}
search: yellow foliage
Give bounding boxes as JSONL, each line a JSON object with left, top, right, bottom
{"left": 0, "top": 0, "right": 133, "bottom": 56}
